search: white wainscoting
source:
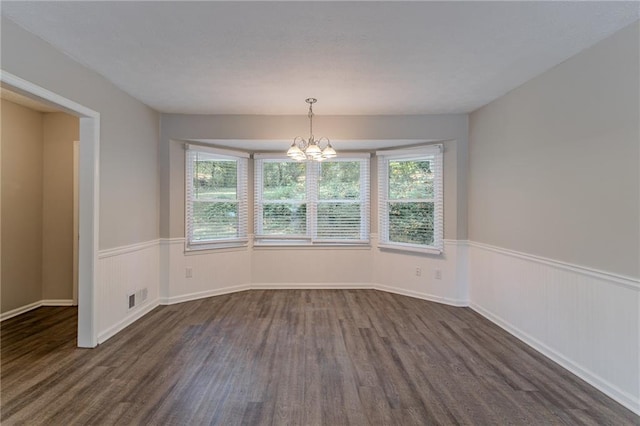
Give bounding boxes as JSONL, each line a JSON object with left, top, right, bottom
{"left": 468, "top": 241, "right": 640, "bottom": 415}
{"left": 161, "top": 238, "right": 251, "bottom": 305}
{"left": 373, "top": 239, "right": 469, "bottom": 306}
{"left": 97, "top": 239, "right": 160, "bottom": 343}
{"left": 162, "top": 237, "right": 468, "bottom": 308}
{"left": 252, "top": 243, "right": 374, "bottom": 286}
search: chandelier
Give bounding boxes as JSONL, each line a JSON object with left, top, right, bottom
{"left": 287, "top": 98, "right": 336, "bottom": 161}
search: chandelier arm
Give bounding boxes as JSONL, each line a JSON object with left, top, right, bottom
{"left": 293, "top": 136, "right": 308, "bottom": 149}
{"left": 316, "top": 136, "right": 330, "bottom": 149}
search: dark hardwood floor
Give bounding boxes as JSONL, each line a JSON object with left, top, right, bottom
{"left": 1, "top": 290, "right": 637, "bottom": 425}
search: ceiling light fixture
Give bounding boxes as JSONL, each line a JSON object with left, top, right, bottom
{"left": 287, "top": 98, "right": 336, "bottom": 161}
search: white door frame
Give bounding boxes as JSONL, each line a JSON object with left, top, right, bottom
{"left": 73, "top": 140, "right": 80, "bottom": 306}
{"left": 1, "top": 70, "right": 100, "bottom": 348}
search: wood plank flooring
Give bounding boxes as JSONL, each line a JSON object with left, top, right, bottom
{"left": 1, "top": 290, "right": 637, "bottom": 425}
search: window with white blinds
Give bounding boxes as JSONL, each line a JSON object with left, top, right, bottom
{"left": 316, "top": 158, "right": 370, "bottom": 242}
{"left": 254, "top": 154, "right": 370, "bottom": 244}
{"left": 378, "top": 145, "right": 443, "bottom": 253}
{"left": 185, "top": 145, "right": 249, "bottom": 249}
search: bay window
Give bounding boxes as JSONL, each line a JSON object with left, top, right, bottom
{"left": 377, "top": 145, "right": 443, "bottom": 253}
{"left": 185, "top": 145, "right": 249, "bottom": 250}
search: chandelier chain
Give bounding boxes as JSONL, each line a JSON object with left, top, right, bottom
{"left": 308, "top": 103, "right": 313, "bottom": 140}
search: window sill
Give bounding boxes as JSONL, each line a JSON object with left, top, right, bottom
{"left": 253, "top": 242, "right": 371, "bottom": 250}
{"left": 378, "top": 243, "right": 442, "bottom": 256}
{"left": 185, "top": 241, "right": 249, "bottom": 255}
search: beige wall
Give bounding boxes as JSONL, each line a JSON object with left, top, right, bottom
{"left": 1, "top": 100, "right": 79, "bottom": 314}
{"left": 469, "top": 22, "right": 639, "bottom": 278}
{"left": 1, "top": 99, "right": 44, "bottom": 312}
{"left": 42, "top": 112, "right": 79, "bottom": 300}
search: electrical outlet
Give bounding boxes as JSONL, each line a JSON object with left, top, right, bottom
{"left": 415, "top": 267, "right": 422, "bottom": 277}
{"left": 435, "top": 269, "right": 442, "bottom": 280}
{"left": 186, "top": 268, "right": 193, "bottom": 278}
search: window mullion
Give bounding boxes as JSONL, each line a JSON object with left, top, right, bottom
{"left": 237, "top": 157, "right": 248, "bottom": 239}
{"left": 185, "top": 150, "right": 196, "bottom": 244}
{"left": 254, "top": 158, "right": 263, "bottom": 236}
{"left": 308, "top": 161, "right": 318, "bottom": 241}
{"left": 378, "top": 157, "right": 389, "bottom": 245}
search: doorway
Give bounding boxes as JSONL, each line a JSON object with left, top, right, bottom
{"left": 1, "top": 70, "right": 100, "bottom": 347}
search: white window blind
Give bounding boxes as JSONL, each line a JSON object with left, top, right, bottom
{"left": 254, "top": 158, "right": 309, "bottom": 240}
{"left": 315, "top": 159, "right": 370, "bottom": 242}
{"left": 377, "top": 145, "right": 443, "bottom": 253}
{"left": 185, "top": 145, "right": 248, "bottom": 249}
{"left": 254, "top": 155, "right": 370, "bottom": 244}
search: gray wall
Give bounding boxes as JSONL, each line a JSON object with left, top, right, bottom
{"left": 1, "top": 17, "right": 160, "bottom": 250}
{"left": 160, "top": 114, "right": 469, "bottom": 241}
{"left": 469, "top": 22, "right": 639, "bottom": 278}
{"left": 1, "top": 99, "right": 44, "bottom": 312}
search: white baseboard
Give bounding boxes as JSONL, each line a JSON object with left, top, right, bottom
{"left": 166, "top": 283, "right": 466, "bottom": 309}
{"left": 1, "top": 299, "right": 76, "bottom": 321}
{"left": 374, "top": 284, "right": 468, "bottom": 307}
{"left": 161, "top": 282, "right": 467, "bottom": 308}
{"left": 1, "top": 301, "right": 43, "bottom": 321}
{"left": 159, "top": 284, "right": 251, "bottom": 305}
{"left": 42, "top": 299, "right": 75, "bottom": 306}
{"left": 470, "top": 302, "right": 639, "bottom": 416}
{"left": 251, "top": 282, "right": 371, "bottom": 290}
{"left": 97, "top": 299, "right": 160, "bottom": 344}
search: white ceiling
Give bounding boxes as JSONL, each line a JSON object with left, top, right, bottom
{"left": 2, "top": 2, "right": 638, "bottom": 115}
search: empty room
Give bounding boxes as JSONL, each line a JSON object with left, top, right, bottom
{"left": 1, "top": 1, "right": 638, "bottom": 424}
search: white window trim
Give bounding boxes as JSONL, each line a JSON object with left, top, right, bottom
{"left": 377, "top": 144, "right": 444, "bottom": 254}
{"left": 254, "top": 153, "right": 371, "bottom": 246}
{"left": 185, "top": 144, "right": 249, "bottom": 252}
{"left": 187, "top": 143, "right": 250, "bottom": 159}
{"left": 377, "top": 242, "right": 442, "bottom": 255}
